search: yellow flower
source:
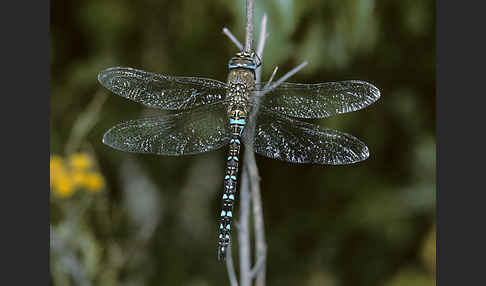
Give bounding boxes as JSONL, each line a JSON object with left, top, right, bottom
{"left": 50, "top": 155, "right": 64, "bottom": 179}
{"left": 83, "top": 172, "right": 104, "bottom": 192}
{"left": 69, "top": 153, "right": 92, "bottom": 171}
{"left": 51, "top": 155, "right": 76, "bottom": 198}
{"left": 52, "top": 172, "right": 75, "bottom": 198}
{"left": 50, "top": 153, "right": 105, "bottom": 197}
{"left": 71, "top": 171, "right": 87, "bottom": 185}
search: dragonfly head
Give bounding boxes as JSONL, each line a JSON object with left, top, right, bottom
{"left": 228, "top": 51, "right": 261, "bottom": 76}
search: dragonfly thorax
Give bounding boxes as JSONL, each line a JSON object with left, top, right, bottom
{"left": 227, "top": 81, "right": 250, "bottom": 120}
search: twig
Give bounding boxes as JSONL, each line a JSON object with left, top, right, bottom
{"left": 239, "top": 168, "right": 252, "bottom": 286}
{"left": 263, "top": 61, "right": 308, "bottom": 95}
{"left": 223, "top": 27, "right": 243, "bottom": 51}
{"left": 226, "top": 244, "right": 239, "bottom": 286}
{"left": 256, "top": 13, "right": 268, "bottom": 69}
{"left": 244, "top": 0, "right": 254, "bottom": 53}
{"left": 249, "top": 156, "right": 266, "bottom": 286}
{"left": 266, "top": 66, "right": 278, "bottom": 87}
{"left": 239, "top": 2, "right": 256, "bottom": 286}
{"left": 248, "top": 11, "right": 268, "bottom": 286}
{"left": 249, "top": 246, "right": 267, "bottom": 278}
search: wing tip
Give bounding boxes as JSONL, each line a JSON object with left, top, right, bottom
{"left": 102, "top": 124, "right": 130, "bottom": 152}
{"left": 102, "top": 128, "right": 138, "bottom": 154}
{"left": 354, "top": 80, "right": 381, "bottom": 103}
{"left": 360, "top": 144, "right": 370, "bottom": 162}
{"left": 97, "top": 69, "right": 108, "bottom": 86}
{"left": 97, "top": 66, "right": 137, "bottom": 87}
{"left": 364, "top": 81, "right": 381, "bottom": 103}
{"left": 97, "top": 67, "right": 117, "bottom": 87}
{"left": 101, "top": 128, "right": 117, "bottom": 149}
{"left": 330, "top": 137, "right": 370, "bottom": 166}
{"left": 371, "top": 84, "right": 381, "bottom": 102}
{"left": 352, "top": 138, "right": 370, "bottom": 164}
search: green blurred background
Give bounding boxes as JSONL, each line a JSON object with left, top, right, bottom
{"left": 50, "top": 0, "right": 435, "bottom": 285}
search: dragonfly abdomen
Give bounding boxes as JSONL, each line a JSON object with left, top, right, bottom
{"left": 217, "top": 109, "right": 247, "bottom": 260}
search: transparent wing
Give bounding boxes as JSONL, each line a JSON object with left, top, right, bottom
{"left": 98, "top": 67, "right": 228, "bottom": 110}
{"left": 244, "top": 108, "right": 369, "bottom": 165}
{"left": 103, "top": 102, "right": 231, "bottom": 156}
{"left": 253, "top": 80, "right": 380, "bottom": 118}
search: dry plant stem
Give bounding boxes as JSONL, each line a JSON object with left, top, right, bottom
{"left": 249, "top": 12, "right": 268, "bottom": 286}
{"left": 263, "top": 61, "right": 309, "bottom": 94}
{"left": 244, "top": 0, "right": 254, "bottom": 53}
{"left": 226, "top": 244, "right": 239, "bottom": 286}
{"left": 239, "top": 168, "right": 252, "bottom": 286}
{"left": 238, "top": 2, "right": 255, "bottom": 285}
{"left": 223, "top": 27, "right": 243, "bottom": 51}
{"left": 256, "top": 13, "right": 268, "bottom": 70}
{"left": 249, "top": 251, "right": 266, "bottom": 278}
{"left": 266, "top": 66, "right": 278, "bottom": 86}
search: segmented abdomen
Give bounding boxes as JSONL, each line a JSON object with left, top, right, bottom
{"left": 217, "top": 117, "right": 246, "bottom": 260}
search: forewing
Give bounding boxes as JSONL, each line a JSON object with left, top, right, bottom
{"left": 98, "top": 67, "right": 228, "bottom": 110}
{"left": 254, "top": 80, "right": 380, "bottom": 118}
{"left": 103, "top": 102, "right": 231, "bottom": 156}
{"left": 244, "top": 108, "right": 369, "bottom": 165}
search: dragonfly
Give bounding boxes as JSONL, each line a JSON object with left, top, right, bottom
{"left": 98, "top": 51, "right": 380, "bottom": 261}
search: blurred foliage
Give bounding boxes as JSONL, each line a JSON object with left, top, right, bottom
{"left": 50, "top": 0, "right": 435, "bottom": 285}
